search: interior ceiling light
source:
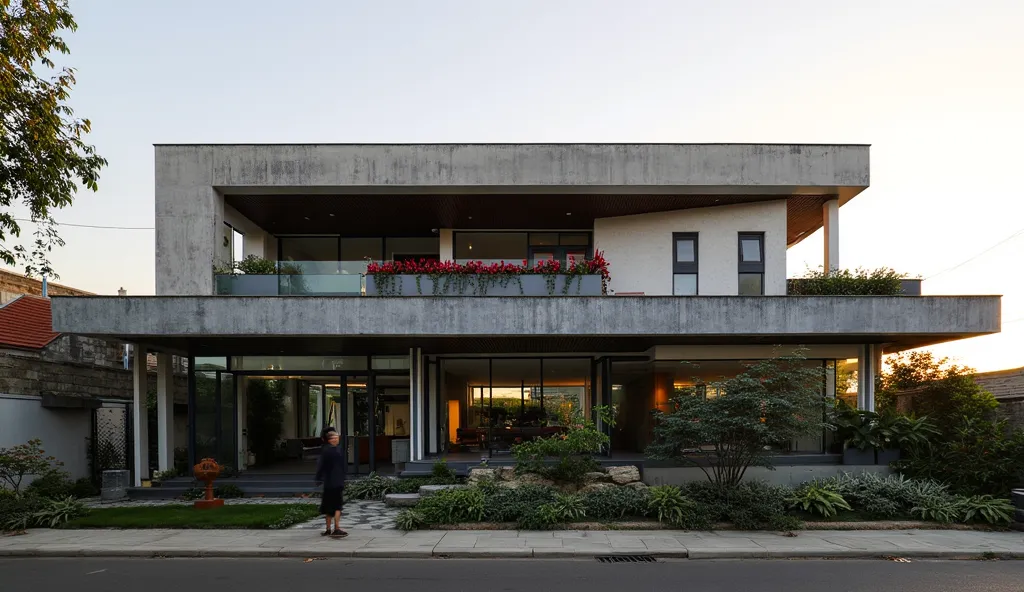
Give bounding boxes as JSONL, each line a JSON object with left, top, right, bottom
{"left": 304, "top": 216, "right": 310, "bottom": 221}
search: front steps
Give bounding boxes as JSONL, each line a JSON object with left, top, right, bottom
{"left": 383, "top": 484, "right": 466, "bottom": 507}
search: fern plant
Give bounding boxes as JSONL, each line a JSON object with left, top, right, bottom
{"left": 959, "top": 495, "right": 1013, "bottom": 525}
{"left": 789, "top": 484, "right": 852, "bottom": 518}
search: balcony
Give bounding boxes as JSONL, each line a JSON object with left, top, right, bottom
{"left": 214, "top": 261, "right": 366, "bottom": 296}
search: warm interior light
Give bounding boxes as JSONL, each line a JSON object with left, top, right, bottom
{"left": 448, "top": 400, "right": 460, "bottom": 444}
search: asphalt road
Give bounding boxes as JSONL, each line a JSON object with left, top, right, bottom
{"left": 2, "top": 558, "right": 1023, "bottom": 592}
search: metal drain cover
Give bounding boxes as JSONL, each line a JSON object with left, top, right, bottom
{"left": 595, "top": 555, "right": 657, "bottom": 563}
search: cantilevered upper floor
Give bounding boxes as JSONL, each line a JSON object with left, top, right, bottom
{"left": 156, "top": 143, "right": 869, "bottom": 297}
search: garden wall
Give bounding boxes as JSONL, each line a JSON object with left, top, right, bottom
{"left": 643, "top": 464, "right": 892, "bottom": 487}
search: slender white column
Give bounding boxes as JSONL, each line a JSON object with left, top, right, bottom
{"left": 155, "top": 353, "right": 174, "bottom": 472}
{"left": 132, "top": 345, "right": 149, "bottom": 486}
{"left": 857, "top": 344, "right": 877, "bottom": 412}
{"left": 823, "top": 199, "right": 840, "bottom": 271}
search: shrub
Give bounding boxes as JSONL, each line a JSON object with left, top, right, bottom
{"left": 0, "top": 439, "right": 64, "bottom": 493}
{"left": 480, "top": 483, "right": 558, "bottom": 522}
{"left": 787, "top": 266, "right": 906, "bottom": 296}
{"left": 511, "top": 406, "right": 614, "bottom": 484}
{"left": 235, "top": 255, "right": 278, "bottom": 275}
{"left": 788, "top": 484, "right": 852, "bottom": 518}
{"left": 579, "top": 485, "right": 649, "bottom": 520}
{"left": 0, "top": 492, "right": 44, "bottom": 532}
{"left": 517, "top": 504, "right": 564, "bottom": 530}
{"left": 180, "top": 487, "right": 203, "bottom": 501}
{"left": 550, "top": 493, "right": 586, "bottom": 522}
{"left": 647, "top": 355, "right": 827, "bottom": 488}
{"left": 346, "top": 473, "right": 395, "bottom": 500}
{"left": 25, "top": 470, "right": 74, "bottom": 499}
{"left": 390, "top": 477, "right": 431, "bottom": 494}
{"left": 820, "top": 472, "right": 948, "bottom": 518}
{"left": 895, "top": 417, "right": 1024, "bottom": 496}
{"left": 214, "top": 484, "right": 244, "bottom": 499}
{"left": 910, "top": 497, "right": 963, "bottom": 523}
{"left": 877, "top": 352, "right": 997, "bottom": 425}
{"left": 395, "top": 509, "right": 426, "bottom": 531}
{"left": 679, "top": 481, "right": 796, "bottom": 530}
{"left": 70, "top": 477, "right": 99, "bottom": 499}
{"left": 31, "top": 496, "right": 86, "bottom": 528}
{"left": 418, "top": 487, "right": 485, "bottom": 525}
{"left": 430, "top": 461, "right": 458, "bottom": 484}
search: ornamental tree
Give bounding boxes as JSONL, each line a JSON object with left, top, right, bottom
{"left": 0, "top": 438, "right": 63, "bottom": 492}
{"left": 1, "top": 0, "right": 107, "bottom": 278}
{"left": 646, "top": 355, "right": 827, "bottom": 489}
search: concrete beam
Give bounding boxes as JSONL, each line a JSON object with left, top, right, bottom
{"left": 156, "top": 144, "right": 870, "bottom": 191}
{"left": 52, "top": 295, "right": 999, "bottom": 340}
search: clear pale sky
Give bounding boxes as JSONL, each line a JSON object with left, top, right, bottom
{"left": 6, "top": 0, "right": 1023, "bottom": 371}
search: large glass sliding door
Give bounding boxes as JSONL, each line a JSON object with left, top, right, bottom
{"left": 190, "top": 358, "right": 236, "bottom": 468}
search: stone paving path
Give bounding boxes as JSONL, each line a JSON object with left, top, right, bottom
{"left": 2, "top": 528, "right": 1022, "bottom": 559}
{"left": 83, "top": 498, "right": 399, "bottom": 531}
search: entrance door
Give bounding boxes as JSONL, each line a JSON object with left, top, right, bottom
{"left": 192, "top": 370, "right": 236, "bottom": 468}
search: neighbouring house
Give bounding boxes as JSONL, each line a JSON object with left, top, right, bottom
{"left": 48, "top": 143, "right": 1001, "bottom": 489}
{"left": 974, "top": 366, "right": 1024, "bottom": 428}
{"left": 0, "top": 272, "right": 189, "bottom": 482}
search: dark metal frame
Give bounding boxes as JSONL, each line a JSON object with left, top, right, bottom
{"left": 276, "top": 235, "right": 440, "bottom": 264}
{"left": 452, "top": 231, "right": 593, "bottom": 265}
{"left": 671, "top": 232, "right": 699, "bottom": 295}
{"left": 737, "top": 232, "right": 765, "bottom": 295}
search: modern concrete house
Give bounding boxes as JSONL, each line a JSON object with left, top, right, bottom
{"left": 50, "top": 144, "right": 1000, "bottom": 488}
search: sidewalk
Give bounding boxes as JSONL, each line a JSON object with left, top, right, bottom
{"left": 2, "top": 528, "right": 1022, "bottom": 559}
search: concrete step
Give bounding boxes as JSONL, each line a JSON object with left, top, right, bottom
{"left": 383, "top": 493, "right": 420, "bottom": 507}
{"left": 418, "top": 484, "right": 467, "bottom": 497}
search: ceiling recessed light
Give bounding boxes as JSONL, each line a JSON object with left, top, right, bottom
{"left": 566, "top": 212, "right": 572, "bottom": 216}
{"left": 468, "top": 216, "right": 473, "bottom": 220}
{"left": 304, "top": 216, "right": 310, "bottom": 221}
{"left": 329, "top": 213, "right": 335, "bottom": 217}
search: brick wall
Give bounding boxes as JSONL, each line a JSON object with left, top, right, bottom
{"left": 998, "top": 397, "right": 1024, "bottom": 429}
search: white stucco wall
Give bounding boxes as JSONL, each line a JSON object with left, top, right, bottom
{"left": 593, "top": 200, "right": 788, "bottom": 296}
{"left": 224, "top": 204, "right": 277, "bottom": 261}
{"left": 0, "top": 395, "right": 92, "bottom": 481}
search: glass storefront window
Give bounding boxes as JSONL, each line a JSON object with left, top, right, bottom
{"left": 454, "top": 232, "right": 528, "bottom": 262}
{"left": 194, "top": 357, "right": 227, "bottom": 371}
{"left": 836, "top": 358, "right": 859, "bottom": 409}
{"left": 280, "top": 237, "right": 338, "bottom": 262}
{"left": 541, "top": 358, "right": 589, "bottom": 426}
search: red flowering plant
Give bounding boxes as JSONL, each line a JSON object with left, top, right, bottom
{"left": 365, "top": 250, "right": 610, "bottom": 296}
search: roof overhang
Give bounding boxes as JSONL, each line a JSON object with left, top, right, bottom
{"left": 51, "top": 295, "right": 998, "bottom": 356}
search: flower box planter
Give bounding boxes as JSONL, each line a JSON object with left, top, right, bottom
{"left": 365, "top": 274, "right": 603, "bottom": 296}
{"left": 842, "top": 447, "right": 875, "bottom": 465}
{"left": 214, "top": 274, "right": 279, "bottom": 296}
{"left": 900, "top": 279, "right": 922, "bottom": 296}
{"left": 875, "top": 447, "right": 901, "bottom": 466}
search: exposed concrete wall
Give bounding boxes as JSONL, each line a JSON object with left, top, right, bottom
{"left": 154, "top": 144, "right": 870, "bottom": 295}
{"left": 651, "top": 344, "right": 861, "bottom": 360}
{"left": 594, "top": 201, "right": 787, "bottom": 295}
{"left": 644, "top": 464, "right": 892, "bottom": 487}
{"left": 52, "top": 295, "right": 1001, "bottom": 340}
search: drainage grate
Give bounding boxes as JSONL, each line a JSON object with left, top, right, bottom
{"left": 595, "top": 555, "right": 657, "bottom": 563}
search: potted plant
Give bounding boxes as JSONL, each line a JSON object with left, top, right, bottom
{"left": 834, "top": 406, "right": 879, "bottom": 465}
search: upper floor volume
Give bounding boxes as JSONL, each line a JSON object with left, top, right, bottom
{"left": 155, "top": 143, "right": 871, "bottom": 297}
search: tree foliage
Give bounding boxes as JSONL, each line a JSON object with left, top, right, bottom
{"left": 1, "top": 0, "right": 106, "bottom": 277}
{"left": 645, "top": 355, "right": 827, "bottom": 488}
{"left": 877, "top": 351, "right": 997, "bottom": 426}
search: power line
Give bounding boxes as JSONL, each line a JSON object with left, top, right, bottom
{"left": 925, "top": 227, "right": 1024, "bottom": 280}
{"left": 12, "top": 217, "right": 154, "bottom": 230}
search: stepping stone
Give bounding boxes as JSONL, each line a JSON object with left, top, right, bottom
{"left": 418, "top": 484, "right": 468, "bottom": 497}
{"left": 384, "top": 493, "right": 420, "bottom": 507}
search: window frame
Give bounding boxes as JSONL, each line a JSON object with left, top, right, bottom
{"left": 737, "top": 232, "right": 765, "bottom": 295}
{"left": 672, "top": 232, "right": 699, "bottom": 296}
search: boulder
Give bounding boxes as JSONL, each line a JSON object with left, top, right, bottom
{"left": 496, "top": 467, "right": 516, "bottom": 482}
{"left": 419, "top": 484, "right": 467, "bottom": 497}
{"left": 383, "top": 493, "right": 421, "bottom": 507}
{"left": 468, "top": 468, "right": 496, "bottom": 483}
{"left": 624, "top": 481, "right": 648, "bottom": 491}
{"left": 579, "top": 482, "right": 615, "bottom": 494}
{"left": 514, "top": 473, "right": 555, "bottom": 487}
{"left": 583, "top": 471, "right": 611, "bottom": 484}
{"left": 607, "top": 465, "right": 641, "bottom": 485}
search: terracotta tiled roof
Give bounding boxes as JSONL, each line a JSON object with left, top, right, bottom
{"left": 0, "top": 295, "right": 60, "bottom": 350}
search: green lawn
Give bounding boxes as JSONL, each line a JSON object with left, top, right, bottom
{"left": 64, "top": 504, "right": 320, "bottom": 529}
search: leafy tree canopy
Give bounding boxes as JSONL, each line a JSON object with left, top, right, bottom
{"left": 1, "top": 0, "right": 106, "bottom": 277}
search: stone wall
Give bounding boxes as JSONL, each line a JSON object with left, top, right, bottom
{"left": 998, "top": 397, "right": 1024, "bottom": 429}
{"left": 0, "top": 349, "right": 188, "bottom": 404}
{"left": 0, "top": 268, "right": 91, "bottom": 303}
{"left": 41, "top": 334, "right": 126, "bottom": 369}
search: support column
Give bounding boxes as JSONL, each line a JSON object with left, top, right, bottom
{"left": 408, "top": 348, "right": 421, "bottom": 462}
{"left": 857, "top": 344, "right": 878, "bottom": 412}
{"left": 155, "top": 353, "right": 174, "bottom": 473}
{"left": 132, "top": 345, "right": 150, "bottom": 486}
{"left": 427, "top": 359, "right": 438, "bottom": 455}
{"left": 823, "top": 199, "right": 840, "bottom": 271}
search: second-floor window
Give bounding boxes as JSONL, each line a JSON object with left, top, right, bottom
{"left": 672, "top": 232, "right": 698, "bottom": 295}
{"left": 738, "top": 232, "right": 764, "bottom": 295}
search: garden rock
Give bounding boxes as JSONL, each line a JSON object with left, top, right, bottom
{"left": 419, "top": 484, "right": 467, "bottom": 497}
{"left": 607, "top": 465, "right": 641, "bottom": 485}
{"left": 383, "top": 493, "right": 421, "bottom": 507}
{"left": 513, "top": 473, "right": 555, "bottom": 487}
{"left": 496, "top": 467, "right": 516, "bottom": 481}
{"left": 579, "top": 482, "right": 615, "bottom": 494}
{"left": 468, "top": 468, "right": 496, "bottom": 483}
{"left": 624, "top": 481, "right": 648, "bottom": 491}
{"left": 583, "top": 472, "right": 611, "bottom": 484}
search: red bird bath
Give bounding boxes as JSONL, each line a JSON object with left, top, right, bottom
{"left": 192, "top": 458, "right": 224, "bottom": 509}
